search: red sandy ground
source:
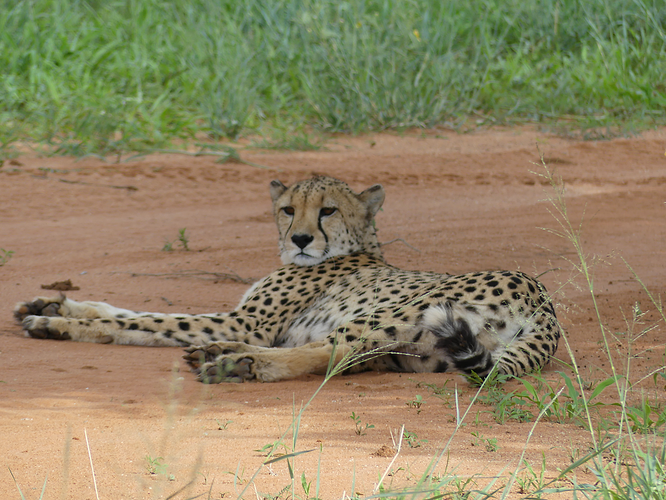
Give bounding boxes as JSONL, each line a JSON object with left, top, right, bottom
{"left": 1, "top": 128, "right": 665, "bottom": 499}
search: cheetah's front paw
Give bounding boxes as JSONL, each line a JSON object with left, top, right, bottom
{"left": 21, "top": 315, "right": 114, "bottom": 343}
{"left": 14, "top": 295, "right": 66, "bottom": 323}
{"left": 22, "top": 316, "right": 71, "bottom": 341}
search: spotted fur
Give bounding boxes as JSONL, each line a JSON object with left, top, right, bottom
{"left": 15, "top": 176, "right": 560, "bottom": 383}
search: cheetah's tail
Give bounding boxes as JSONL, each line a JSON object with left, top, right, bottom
{"left": 422, "top": 301, "right": 497, "bottom": 378}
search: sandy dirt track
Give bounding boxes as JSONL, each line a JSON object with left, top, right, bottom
{"left": 1, "top": 127, "right": 665, "bottom": 499}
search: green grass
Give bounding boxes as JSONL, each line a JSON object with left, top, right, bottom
{"left": 1, "top": 0, "right": 665, "bottom": 156}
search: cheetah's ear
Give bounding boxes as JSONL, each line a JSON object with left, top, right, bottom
{"left": 358, "top": 184, "right": 385, "bottom": 219}
{"left": 269, "top": 180, "right": 288, "bottom": 203}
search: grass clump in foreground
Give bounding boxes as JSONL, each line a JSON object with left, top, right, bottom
{"left": 1, "top": 0, "right": 666, "bottom": 156}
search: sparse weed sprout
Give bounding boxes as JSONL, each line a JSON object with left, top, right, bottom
{"left": 516, "top": 456, "right": 547, "bottom": 495}
{"left": 144, "top": 455, "right": 166, "bottom": 475}
{"left": 216, "top": 418, "right": 233, "bottom": 430}
{"left": 471, "top": 431, "right": 498, "bottom": 452}
{"left": 406, "top": 394, "right": 425, "bottom": 412}
{"left": 162, "top": 228, "right": 190, "bottom": 251}
{"left": 515, "top": 372, "right": 614, "bottom": 427}
{"left": 0, "top": 248, "right": 14, "bottom": 266}
{"left": 403, "top": 430, "right": 427, "bottom": 448}
{"left": 350, "top": 412, "right": 374, "bottom": 436}
{"left": 621, "top": 398, "right": 666, "bottom": 434}
{"left": 415, "top": 379, "right": 455, "bottom": 408}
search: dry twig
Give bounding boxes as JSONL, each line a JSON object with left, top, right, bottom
{"left": 116, "top": 269, "right": 253, "bottom": 284}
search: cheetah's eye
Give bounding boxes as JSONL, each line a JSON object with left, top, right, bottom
{"left": 319, "top": 207, "right": 337, "bottom": 217}
{"left": 282, "top": 206, "right": 295, "bottom": 216}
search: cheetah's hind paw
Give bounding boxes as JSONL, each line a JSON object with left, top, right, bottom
{"left": 195, "top": 357, "right": 255, "bottom": 384}
{"left": 183, "top": 342, "right": 266, "bottom": 369}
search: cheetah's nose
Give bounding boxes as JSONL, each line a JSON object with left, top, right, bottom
{"left": 291, "top": 234, "right": 314, "bottom": 249}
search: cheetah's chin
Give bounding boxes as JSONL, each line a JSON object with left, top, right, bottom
{"left": 289, "top": 253, "right": 325, "bottom": 266}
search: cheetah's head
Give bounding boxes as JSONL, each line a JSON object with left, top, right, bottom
{"left": 270, "top": 176, "right": 385, "bottom": 266}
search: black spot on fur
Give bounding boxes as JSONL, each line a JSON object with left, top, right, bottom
{"left": 384, "top": 326, "right": 397, "bottom": 338}
{"left": 455, "top": 352, "right": 492, "bottom": 372}
{"left": 178, "top": 322, "right": 190, "bottom": 331}
{"left": 434, "top": 318, "right": 476, "bottom": 354}
{"left": 389, "top": 354, "right": 404, "bottom": 370}
{"left": 435, "top": 360, "right": 449, "bottom": 373}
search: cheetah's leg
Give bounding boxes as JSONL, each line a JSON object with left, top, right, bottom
{"left": 193, "top": 340, "right": 355, "bottom": 383}
{"left": 14, "top": 295, "right": 150, "bottom": 323}
{"left": 20, "top": 314, "right": 198, "bottom": 345}
{"left": 16, "top": 296, "right": 257, "bottom": 347}
{"left": 190, "top": 319, "right": 418, "bottom": 383}
{"left": 15, "top": 294, "right": 184, "bottom": 344}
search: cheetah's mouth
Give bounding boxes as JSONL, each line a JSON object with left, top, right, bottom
{"left": 292, "top": 251, "right": 324, "bottom": 266}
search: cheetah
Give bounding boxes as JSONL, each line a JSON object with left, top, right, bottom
{"left": 15, "top": 176, "right": 560, "bottom": 383}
